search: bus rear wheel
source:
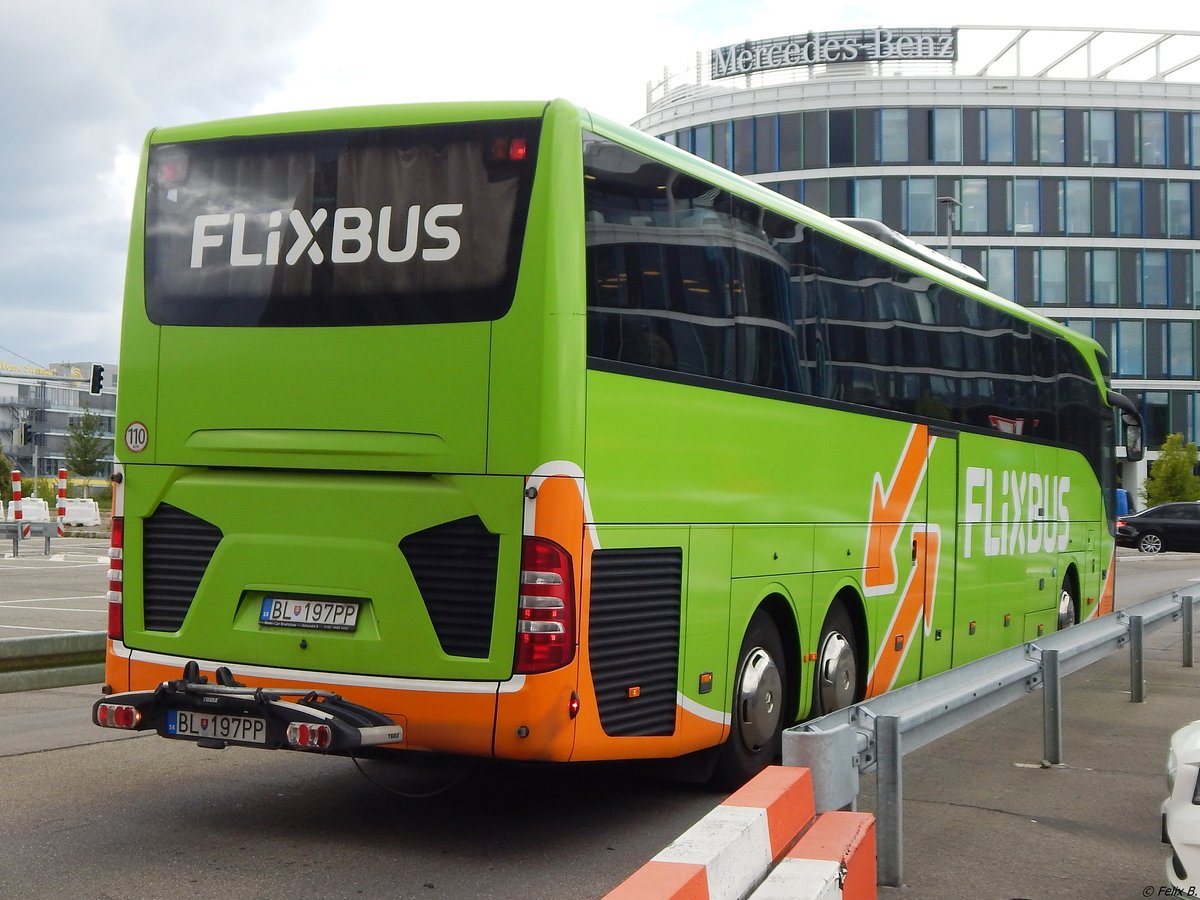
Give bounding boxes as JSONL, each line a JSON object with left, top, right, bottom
{"left": 811, "top": 605, "right": 860, "bottom": 718}
{"left": 1057, "top": 577, "right": 1078, "bottom": 631}
{"left": 713, "top": 610, "right": 786, "bottom": 787}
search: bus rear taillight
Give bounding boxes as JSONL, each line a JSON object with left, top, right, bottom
{"left": 514, "top": 538, "right": 575, "bottom": 674}
{"left": 286, "top": 722, "right": 332, "bottom": 750}
{"left": 96, "top": 702, "right": 140, "bottom": 729}
{"left": 107, "top": 516, "right": 124, "bottom": 641}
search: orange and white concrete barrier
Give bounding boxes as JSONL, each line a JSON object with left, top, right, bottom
{"left": 606, "top": 766, "right": 875, "bottom": 900}
{"left": 11, "top": 471, "right": 25, "bottom": 539}
{"left": 56, "top": 468, "right": 67, "bottom": 537}
{"left": 749, "top": 810, "right": 875, "bottom": 899}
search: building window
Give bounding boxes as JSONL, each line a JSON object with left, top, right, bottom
{"left": 986, "top": 108, "right": 1014, "bottom": 163}
{"left": 1063, "top": 318, "right": 1094, "bottom": 340}
{"left": 829, "top": 109, "right": 854, "bottom": 167}
{"left": 1013, "top": 178, "right": 1040, "bottom": 233}
{"left": 755, "top": 115, "right": 777, "bottom": 173}
{"left": 1142, "top": 111, "right": 1167, "bottom": 166}
{"left": 1039, "top": 248, "right": 1067, "bottom": 305}
{"left": 1117, "top": 180, "right": 1142, "bottom": 236}
{"left": 985, "top": 248, "right": 1015, "bottom": 299}
{"left": 733, "top": 118, "right": 754, "bottom": 174}
{"left": 805, "top": 179, "right": 829, "bottom": 213}
{"left": 693, "top": 125, "right": 713, "bottom": 163}
{"left": 1088, "top": 110, "right": 1116, "bottom": 164}
{"left": 1142, "top": 250, "right": 1169, "bottom": 308}
{"left": 1088, "top": 249, "right": 1118, "bottom": 306}
{"left": 1065, "top": 179, "right": 1092, "bottom": 234}
{"left": 779, "top": 113, "right": 801, "bottom": 170}
{"left": 1037, "top": 110, "right": 1065, "bottom": 164}
{"left": 856, "top": 178, "right": 883, "bottom": 220}
{"left": 906, "top": 178, "right": 936, "bottom": 233}
{"left": 1046, "top": 178, "right": 1065, "bottom": 233}
{"left": 803, "top": 111, "right": 827, "bottom": 168}
{"left": 880, "top": 109, "right": 908, "bottom": 162}
{"left": 1169, "top": 321, "right": 1195, "bottom": 377}
{"left": 712, "top": 122, "right": 730, "bottom": 169}
{"left": 1117, "top": 319, "right": 1145, "bottom": 376}
{"left": 1169, "top": 181, "right": 1192, "bottom": 237}
{"left": 1191, "top": 114, "right": 1200, "bottom": 167}
{"left": 961, "top": 178, "right": 987, "bottom": 233}
{"left": 933, "top": 108, "right": 962, "bottom": 162}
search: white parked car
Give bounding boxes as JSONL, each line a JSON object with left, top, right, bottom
{"left": 1164, "top": 720, "right": 1200, "bottom": 891}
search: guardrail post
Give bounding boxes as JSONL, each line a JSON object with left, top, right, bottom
{"left": 876, "top": 714, "right": 903, "bottom": 887}
{"left": 1184, "top": 596, "right": 1195, "bottom": 669}
{"left": 783, "top": 722, "right": 861, "bottom": 812}
{"left": 1042, "top": 648, "right": 1062, "bottom": 766}
{"left": 1130, "top": 614, "right": 1146, "bottom": 703}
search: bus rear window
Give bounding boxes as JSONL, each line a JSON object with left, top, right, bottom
{"left": 144, "top": 120, "right": 540, "bottom": 326}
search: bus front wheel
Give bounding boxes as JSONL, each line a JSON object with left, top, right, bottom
{"left": 811, "top": 605, "right": 860, "bottom": 718}
{"left": 713, "top": 610, "right": 786, "bottom": 787}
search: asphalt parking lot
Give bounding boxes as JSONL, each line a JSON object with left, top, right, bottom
{"left": 866, "top": 548, "right": 1200, "bottom": 899}
{"left": 2, "top": 538, "right": 1199, "bottom": 897}
{"left": 0, "top": 536, "right": 108, "bottom": 636}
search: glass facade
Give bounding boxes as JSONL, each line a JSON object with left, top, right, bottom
{"left": 656, "top": 99, "right": 1200, "bottom": 449}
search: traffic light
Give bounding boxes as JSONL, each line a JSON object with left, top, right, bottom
{"left": 89, "top": 364, "right": 105, "bottom": 395}
{"left": 15, "top": 423, "right": 30, "bottom": 446}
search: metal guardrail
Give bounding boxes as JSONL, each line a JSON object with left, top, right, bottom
{"left": 783, "top": 590, "right": 1194, "bottom": 887}
{"left": 0, "top": 631, "right": 105, "bottom": 694}
{"left": 0, "top": 521, "right": 56, "bottom": 555}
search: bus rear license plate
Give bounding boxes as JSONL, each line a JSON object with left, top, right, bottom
{"left": 166, "top": 710, "right": 266, "bottom": 744}
{"left": 259, "top": 597, "right": 360, "bottom": 631}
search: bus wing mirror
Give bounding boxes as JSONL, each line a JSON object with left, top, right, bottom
{"left": 1108, "top": 390, "right": 1144, "bottom": 463}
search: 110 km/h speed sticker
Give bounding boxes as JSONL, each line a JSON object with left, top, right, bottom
{"left": 124, "top": 421, "right": 149, "bottom": 453}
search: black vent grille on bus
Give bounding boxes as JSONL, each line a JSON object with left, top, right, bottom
{"left": 400, "top": 516, "right": 500, "bottom": 658}
{"left": 589, "top": 547, "right": 682, "bottom": 737}
{"left": 142, "top": 504, "right": 224, "bottom": 632}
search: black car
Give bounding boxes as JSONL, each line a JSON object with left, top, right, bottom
{"left": 1116, "top": 502, "right": 1200, "bottom": 553}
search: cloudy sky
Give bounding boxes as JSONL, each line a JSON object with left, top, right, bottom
{"left": 0, "top": 0, "right": 1186, "bottom": 368}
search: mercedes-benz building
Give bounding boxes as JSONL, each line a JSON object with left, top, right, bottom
{"left": 634, "top": 27, "right": 1200, "bottom": 498}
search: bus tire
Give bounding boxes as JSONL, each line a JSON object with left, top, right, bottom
{"left": 811, "top": 604, "right": 860, "bottom": 718}
{"left": 1058, "top": 575, "right": 1078, "bottom": 631}
{"left": 713, "top": 610, "right": 786, "bottom": 788}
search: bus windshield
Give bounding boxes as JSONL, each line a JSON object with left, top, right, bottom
{"left": 144, "top": 120, "right": 541, "bottom": 327}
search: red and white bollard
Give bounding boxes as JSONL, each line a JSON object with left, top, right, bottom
{"left": 57, "top": 468, "right": 67, "bottom": 537}
{"left": 11, "top": 470, "right": 25, "bottom": 540}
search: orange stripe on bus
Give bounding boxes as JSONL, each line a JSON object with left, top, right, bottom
{"left": 1095, "top": 544, "right": 1117, "bottom": 618}
{"left": 864, "top": 425, "right": 930, "bottom": 594}
{"left": 867, "top": 527, "right": 940, "bottom": 697}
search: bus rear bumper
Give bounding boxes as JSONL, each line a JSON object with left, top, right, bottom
{"left": 93, "top": 660, "right": 403, "bottom": 753}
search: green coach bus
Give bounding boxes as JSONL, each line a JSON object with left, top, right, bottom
{"left": 94, "top": 98, "right": 1143, "bottom": 785}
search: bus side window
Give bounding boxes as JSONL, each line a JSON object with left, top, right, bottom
{"left": 735, "top": 247, "right": 801, "bottom": 393}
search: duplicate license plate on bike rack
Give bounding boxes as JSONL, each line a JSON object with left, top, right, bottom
{"left": 166, "top": 709, "right": 267, "bottom": 744}
{"left": 259, "top": 597, "right": 360, "bottom": 631}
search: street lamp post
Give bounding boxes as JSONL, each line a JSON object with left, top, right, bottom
{"left": 937, "top": 195, "right": 962, "bottom": 252}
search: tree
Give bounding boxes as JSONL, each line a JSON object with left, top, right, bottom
{"left": 0, "top": 450, "right": 10, "bottom": 504}
{"left": 1141, "top": 432, "right": 1200, "bottom": 507}
{"left": 65, "top": 406, "right": 109, "bottom": 497}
